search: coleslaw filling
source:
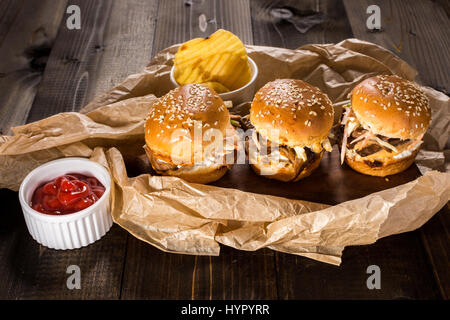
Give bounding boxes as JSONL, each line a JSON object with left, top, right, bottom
{"left": 340, "top": 105, "right": 422, "bottom": 164}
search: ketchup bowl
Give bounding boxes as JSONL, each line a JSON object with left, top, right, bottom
{"left": 19, "top": 158, "right": 113, "bottom": 250}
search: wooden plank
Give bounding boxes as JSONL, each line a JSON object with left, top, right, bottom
{"left": 0, "top": 218, "right": 129, "bottom": 299}
{"left": 0, "top": 0, "right": 158, "bottom": 299}
{"left": 0, "top": 0, "right": 22, "bottom": 44}
{"left": 213, "top": 151, "right": 443, "bottom": 298}
{"left": 276, "top": 233, "right": 441, "bottom": 299}
{"left": 24, "top": 0, "right": 157, "bottom": 118}
{"left": 217, "top": 0, "right": 253, "bottom": 44}
{"left": 1, "top": 189, "right": 128, "bottom": 300}
{"left": 250, "top": 0, "right": 353, "bottom": 48}
{"left": 343, "top": 0, "right": 450, "bottom": 94}
{"left": 86, "top": 0, "right": 158, "bottom": 104}
{"left": 121, "top": 236, "right": 277, "bottom": 299}
{"left": 150, "top": 0, "right": 190, "bottom": 55}
{"left": 25, "top": 0, "right": 115, "bottom": 122}
{"left": 0, "top": 189, "right": 24, "bottom": 298}
{"left": 0, "top": 0, "right": 125, "bottom": 299}
{"left": 119, "top": 0, "right": 278, "bottom": 300}
{"left": 420, "top": 207, "right": 450, "bottom": 299}
{"left": 344, "top": 0, "right": 449, "bottom": 300}
{"left": 151, "top": 0, "right": 253, "bottom": 57}
{"left": 213, "top": 147, "right": 422, "bottom": 205}
{"left": 0, "top": 0, "right": 67, "bottom": 134}
{"left": 1, "top": 0, "right": 445, "bottom": 300}
{"left": 250, "top": 0, "right": 444, "bottom": 299}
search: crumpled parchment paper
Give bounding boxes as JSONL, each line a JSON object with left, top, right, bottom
{"left": 1, "top": 39, "right": 448, "bottom": 265}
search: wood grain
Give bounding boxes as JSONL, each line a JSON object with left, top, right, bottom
{"left": 213, "top": 146, "right": 421, "bottom": 205}
{"left": 121, "top": 237, "right": 277, "bottom": 299}
{"left": 343, "top": 0, "right": 450, "bottom": 300}
{"left": 0, "top": 0, "right": 67, "bottom": 134}
{"left": 122, "top": 147, "right": 443, "bottom": 299}
{"left": 0, "top": 0, "right": 23, "bottom": 44}
{"left": 343, "top": 0, "right": 450, "bottom": 94}
{"left": 420, "top": 208, "right": 450, "bottom": 299}
{"left": 25, "top": 0, "right": 115, "bottom": 122}
{"left": 212, "top": 149, "right": 442, "bottom": 298}
{"left": 0, "top": 188, "right": 125, "bottom": 299}
{"left": 251, "top": 0, "right": 353, "bottom": 48}
{"left": 276, "top": 233, "right": 441, "bottom": 299}
{"left": 0, "top": 189, "right": 25, "bottom": 298}
{"left": 119, "top": 0, "right": 278, "bottom": 300}
{"left": 152, "top": 0, "right": 253, "bottom": 57}
{"left": 0, "top": 0, "right": 160, "bottom": 299}
{"left": 86, "top": 0, "right": 158, "bottom": 105}
{"left": 248, "top": 0, "right": 445, "bottom": 299}
{"left": 0, "top": 0, "right": 448, "bottom": 300}
{"left": 1, "top": 220, "right": 128, "bottom": 299}
{"left": 217, "top": 0, "right": 253, "bottom": 44}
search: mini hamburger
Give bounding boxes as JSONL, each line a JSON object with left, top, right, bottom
{"left": 144, "top": 84, "right": 236, "bottom": 184}
{"left": 340, "top": 75, "right": 431, "bottom": 176}
{"left": 247, "top": 79, "right": 334, "bottom": 181}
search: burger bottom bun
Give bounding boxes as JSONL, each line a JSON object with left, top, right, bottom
{"left": 345, "top": 148, "right": 419, "bottom": 177}
{"left": 154, "top": 164, "right": 229, "bottom": 184}
{"left": 250, "top": 152, "right": 323, "bottom": 182}
{"left": 293, "top": 153, "right": 323, "bottom": 182}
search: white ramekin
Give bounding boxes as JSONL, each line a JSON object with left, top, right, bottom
{"left": 18, "top": 158, "right": 113, "bottom": 250}
{"left": 170, "top": 56, "right": 258, "bottom": 106}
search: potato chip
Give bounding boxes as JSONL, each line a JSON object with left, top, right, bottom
{"left": 173, "top": 29, "right": 252, "bottom": 92}
{"left": 199, "top": 81, "right": 230, "bottom": 93}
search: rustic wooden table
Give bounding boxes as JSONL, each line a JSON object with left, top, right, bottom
{"left": 0, "top": 0, "right": 448, "bottom": 300}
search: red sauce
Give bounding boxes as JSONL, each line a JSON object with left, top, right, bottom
{"left": 31, "top": 174, "right": 105, "bottom": 215}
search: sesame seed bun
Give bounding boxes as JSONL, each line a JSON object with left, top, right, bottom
{"left": 250, "top": 151, "right": 323, "bottom": 182}
{"left": 250, "top": 79, "right": 334, "bottom": 149}
{"left": 153, "top": 162, "right": 229, "bottom": 184}
{"left": 145, "top": 84, "right": 231, "bottom": 164}
{"left": 144, "top": 84, "right": 233, "bottom": 183}
{"left": 351, "top": 75, "right": 431, "bottom": 140}
{"left": 345, "top": 147, "right": 419, "bottom": 177}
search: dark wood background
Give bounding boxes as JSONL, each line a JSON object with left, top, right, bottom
{"left": 0, "top": 0, "right": 449, "bottom": 300}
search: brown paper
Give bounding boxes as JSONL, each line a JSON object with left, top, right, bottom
{"left": 1, "top": 39, "right": 449, "bottom": 265}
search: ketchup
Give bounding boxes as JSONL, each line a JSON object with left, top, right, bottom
{"left": 31, "top": 174, "right": 105, "bottom": 215}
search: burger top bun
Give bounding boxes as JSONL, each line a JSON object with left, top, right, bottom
{"left": 145, "top": 84, "right": 231, "bottom": 164}
{"left": 351, "top": 75, "right": 431, "bottom": 140}
{"left": 250, "top": 79, "right": 334, "bottom": 149}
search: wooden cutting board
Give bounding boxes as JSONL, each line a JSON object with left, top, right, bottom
{"left": 126, "top": 144, "right": 421, "bottom": 206}
{"left": 211, "top": 145, "right": 421, "bottom": 205}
